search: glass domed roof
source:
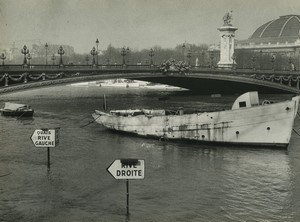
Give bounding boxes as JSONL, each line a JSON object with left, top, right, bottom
{"left": 250, "top": 15, "right": 300, "bottom": 40}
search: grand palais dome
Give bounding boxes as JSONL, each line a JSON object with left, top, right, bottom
{"left": 248, "top": 15, "right": 300, "bottom": 44}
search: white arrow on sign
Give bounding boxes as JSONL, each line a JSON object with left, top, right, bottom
{"left": 107, "top": 159, "right": 145, "bottom": 180}
{"left": 30, "top": 128, "right": 59, "bottom": 148}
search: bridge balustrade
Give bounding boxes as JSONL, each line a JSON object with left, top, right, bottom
{"left": 1, "top": 64, "right": 300, "bottom": 94}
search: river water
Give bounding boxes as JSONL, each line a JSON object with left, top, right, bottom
{"left": 1, "top": 85, "right": 300, "bottom": 222}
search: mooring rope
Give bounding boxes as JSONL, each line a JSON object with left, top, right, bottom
{"left": 293, "top": 128, "right": 300, "bottom": 137}
{"left": 80, "top": 114, "right": 101, "bottom": 128}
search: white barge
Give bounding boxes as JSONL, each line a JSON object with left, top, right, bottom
{"left": 92, "top": 92, "right": 300, "bottom": 148}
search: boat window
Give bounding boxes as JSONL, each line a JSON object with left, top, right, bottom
{"left": 239, "top": 101, "right": 246, "bottom": 108}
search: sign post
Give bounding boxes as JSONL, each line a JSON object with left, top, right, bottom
{"left": 107, "top": 159, "right": 145, "bottom": 216}
{"left": 30, "top": 128, "right": 60, "bottom": 168}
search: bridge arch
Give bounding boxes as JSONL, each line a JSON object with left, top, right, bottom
{"left": 0, "top": 68, "right": 299, "bottom": 95}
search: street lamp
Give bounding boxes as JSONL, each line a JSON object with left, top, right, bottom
{"left": 51, "top": 54, "right": 56, "bottom": 65}
{"left": 0, "top": 53, "right": 6, "bottom": 65}
{"left": 121, "top": 47, "right": 127, "bottom": 66}
{"left": 288, "top": 57, "right": 292, "bottom": 71}
{"left": 270, "top": 55, "right": 276, "bottom": 70}
{"left": 182, "top": 43, "right": 186, "bottom": 62}
{"left": 45, "top": 42, "right": 48, "bottom": 65}
{"left": 85, "top": 55, "right": 89, "bottom": 65}
{"left": 259, "top": 50, "right": 263, "bottom": 70}
{"left": 149, "top": 48, "right": 154, "bottom": 66}
{"left": 96, "top": 38, "right": 99, "bottom": 66}
{"left": 187, "top": 50, "right": 192, "bottom": 66}
{"left": 90, "top": 46, "right": 97, "bottom": 66}
{"left": 201, "top": 50, "right": 205, "bottom": 67}
{"left": 210, "top": 53, "right": 214, "bottom": 68}
{"left": 21, "top": 45, "right": 29, "bottom": 66}
{"left": 27, "top": 53, "right": 32, "bottom": 66}
{"left": 252, "top": 56, "right": 256, "bottom": 70}
{"left": 231, "top": 53, "right": 236, "bottom": 69}
{"left": 126, "top": 47, "right": 130, "bottom": 64}
{"left": 57, "top": 46, "right": 65, "bottom": 67}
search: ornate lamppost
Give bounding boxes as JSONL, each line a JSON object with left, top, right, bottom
{"left": 90, "top": 46, "right": 97, "bottom": 67}
{"left": 149, "top": 48, "right": 154, "bottom": 66}
{"left": 231, "top": 53, "right": 236, "bottom": 69}
{"left": 259, "top": 50, "right": 263, "bottom": 70}
{"left": 96, "top": 38, "right": 99, "bottom": 66}
{"left": 126, "top": 47, "right": 130, "bottom": 64}
{"left": 85, "top": 55, "right": 89, "bottom": 65}
{"left": 27, "top": 53, "right": 32, "bottom": 66}
{"left": 0, "top": 53, "right": 6, "bottom": 65}
{"left": 21, "top": 45, "right": 29, "bottom": 66}
{"left": 288, "top": 57, "right": 293, "bottom": 71}
{"left": 121, "top": 47, "right": 128, "bottom": 66}
{"left": 187, "top": 50, "right": 192, "bottom": 66}
{"left": 252, "top": 56, "right": 256, "bottom": 70}
{"left": 270, "top": 55, "right": 275, "bottom": 70}
{"left": 51, "top": 54, "right": 56, "bottom": 65}
{"left": 182, "top": 43, "right": 186, "bottom": 62}
{"left": 45, "top": 42, "right": 48, "bottom": 65}
{"left": 210, "top": 53, "right": 214, "bottom": 68}
{"left": 201, "top": 50, "right": 205, "bottom": 67}
{"left": 58, "top": 46, "right": 65, "bottom": 67}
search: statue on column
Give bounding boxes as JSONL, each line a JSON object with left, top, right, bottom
{"left": 223, "top": 10, "right": 233, "bottom": 26}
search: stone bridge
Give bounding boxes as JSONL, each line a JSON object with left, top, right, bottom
{"left": 1, "top": 64, "right": 300, "bottom": 94}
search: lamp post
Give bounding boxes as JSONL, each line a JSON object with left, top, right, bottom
{"left": 85, "top": 55, "right": 89, "bottom": 65}
{"left": 121, "top": 47, "right": 127, "bottom": 66}
{"left": 27, "top": 53, "right": 32, "bottom": 66}
{"left": 0, "top": 53, "right": 6, "bottom": 65}
{"left": 45, "top": 42, "right": 48, "bottom": 65}
{"left": 259, "top": 50, "right": 263, "bottom": 70}
{"left": 201, "top": 50, "right": 205, "bottom": 67}
{"left": 210, "top": 53, "right": 214, "bottom": 68}
{"left": 182, "top": 43, "right": 186, "bottom": 62}
{"left": 126, "top": 47, "right": 130, "bottom": 64}
{"left": 231, "top": 53, "right": 236, "bottom": 69}
{"left": 58, "top": 46, "right": 65, "bottom": 67}
{"left": 21, "top": 45, "right": 29, "bottom": 66}
{"left": 288, "top": 57, "right": 292, "bottom": 71}
{"left": 149, "top": 48, "right": 154, "bottom": 66}
{"left": 90, "top": 46, "right": 97, "bottom": 66}
{"left": 51, "top": 54, "right": 56, "bottom": 65}
{"left": 270, "top": 55, "right": 275, "bottom": 70}
{"left": 252, "top": 56, "right": 256, "bottom": 70}
{"left": 187, "top": 50, "right": 192, "bottom": 66}
{"left": 96, "top": 38, "right": 99, "bottom": 66}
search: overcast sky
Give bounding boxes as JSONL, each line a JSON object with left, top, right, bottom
{"left": 1, "top": 0, "right": 300, "bottom": 53}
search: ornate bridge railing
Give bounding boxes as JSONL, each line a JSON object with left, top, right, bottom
{"left": 1, "top": 64, "right": 300, "bottom": 93}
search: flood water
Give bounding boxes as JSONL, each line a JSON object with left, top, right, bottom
{"left": 1, "top": 85, "right": 300, "bottom": 222}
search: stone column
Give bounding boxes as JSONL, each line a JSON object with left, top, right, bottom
{"left": 217, "top": 26, "right": 238, "bottom": 68}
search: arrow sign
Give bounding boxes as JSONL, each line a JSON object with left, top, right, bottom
{"left": 107, "top": 159, "right": 145, "bottom": 180}
{"left": 30, "top": 128, "right": 60, "bottom": 148}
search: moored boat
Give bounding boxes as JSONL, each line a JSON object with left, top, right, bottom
{"left": 92, "top": 92, "right": 300, "bottom": 148}
{"left": 0, "top": 102, "right": 34, "bottom": 117}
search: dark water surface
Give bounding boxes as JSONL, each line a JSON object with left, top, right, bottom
{"left": 1, "top": 85, "right": 300, "bottom": 222}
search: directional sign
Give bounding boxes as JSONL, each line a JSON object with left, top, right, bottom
{"left": 107, "top": 159, "right": 145, "bottom": 180}
{"left": 30, "top": 128, "right": 60, "bottom": 148}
